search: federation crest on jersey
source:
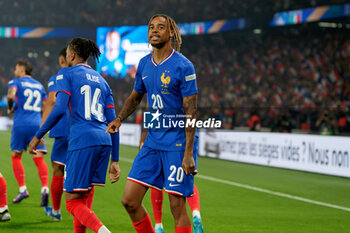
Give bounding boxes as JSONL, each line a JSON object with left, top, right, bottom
{"left": 160, "top": 70, "right": 171, "bottom": 94}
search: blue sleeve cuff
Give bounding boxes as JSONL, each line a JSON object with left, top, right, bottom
{"left": 111, "top": 131, "right": 120, "bottom": 161}
{"left": 106, "top": 107, "right": 119, "bottom": 161}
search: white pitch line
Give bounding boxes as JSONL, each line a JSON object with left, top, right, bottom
{"left": 119, "top": 157, "right": 350, "bottom": 213}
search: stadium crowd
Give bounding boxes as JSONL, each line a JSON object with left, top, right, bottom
{"left": 102, "top": 25, "right": 350, "bottom": 135}
{"left": 0, "top": 0, "right": 347, "bottom": 26}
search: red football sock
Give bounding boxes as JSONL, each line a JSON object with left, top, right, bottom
{"left": 51, "top": 175, "right": 64, "bottom": 211}
{"left": 73, "top": 187, "right": 95, "bottom": 233}
{"left": 151, "top": 188, "right": 163, "bottom": 224}
{"left": 0, "top": 177, "right": 8, "bottom": 208}
{"left": 186, "top": 184, "right": 200, "bottom": 212}
{"left": 33, "top": 157, "right": 49, "bottom": 188}
{"left": 66, "top": 198, "right": 103, "bottom": 233}
{"left": 132, "top": 213, "right": 155, "bottom": 233}
{"left": 74, "top": 217, "right": 87, "bottom": 233}
{"left": 11, "top": 156, "right": 26, "bottom": 187}
{"left": 175, "top": 226, "right": 192, "bottom": 233}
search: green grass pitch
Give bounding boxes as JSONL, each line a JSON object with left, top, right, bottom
{"left": 0, "top": 130, "right": 349, "bottom": 232}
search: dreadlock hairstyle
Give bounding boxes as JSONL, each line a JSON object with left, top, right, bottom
{"left": 68, "top": 38, "right": 101, "bottom": 62}
{"left": 16, "top": 60, "right": 33, "bottom": 76}
{"left": 148, "top": 14, "right": 182, "bottom": 52}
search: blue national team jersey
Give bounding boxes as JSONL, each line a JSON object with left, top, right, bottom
{"left": 8, "top": 76, "right": 47, "bottom": 127}
{"left": 134, "top": 50, "right": 198, "bottom": 151}
{"left": 48, "top": 74, "right": 69, "bottom": 138}
{"left": 56, "top": 64, "right": 115, "bottom": 151}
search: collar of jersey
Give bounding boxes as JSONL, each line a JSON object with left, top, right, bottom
{"left": 151, "top": 49, "right": 175, "bottom": 67}
{"left": 77, "top": 63, "right": 92, "bottom": 69}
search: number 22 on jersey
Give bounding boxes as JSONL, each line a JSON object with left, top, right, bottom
{"left": 80, "top": 85, "right": 103, "bottom": 121}
{"left": 23, "top": 89, "right": 41, "bottom": 112}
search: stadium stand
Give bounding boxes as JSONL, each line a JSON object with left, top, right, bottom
{"left": 0, "top": 0, "right": 348, "bottom": 26}
{"left": 0, "top": 0, "right": 349, "bottom": 134}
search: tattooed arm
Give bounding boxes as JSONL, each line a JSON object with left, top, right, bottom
{"left": 106, "top": 90, "right": 144, "bottom": 134}
{"left": 7, "top": 87, "right": 17, "bottom": 114}
{"left": 182, "top": 93, "right": 197, "bottom": 175}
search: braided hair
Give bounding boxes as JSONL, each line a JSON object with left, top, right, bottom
{"left": 68, "top": 38, "right": 101, "bottom": 62}
{"left": 148, "top": 14, "right": 182, "bottom": 52}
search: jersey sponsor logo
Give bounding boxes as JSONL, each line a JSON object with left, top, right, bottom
{"left": 185, "top": 74, "right": 196, "bottom": 81}
{"left": 169, "top": 183, "right": 180, "bottom": 187}
{"left": 48, "top": 81, "right": 54, "bottom": 87}
{"left": 56, "top": 75, "right": 63, "bottom": 80}
{"left": 21, "top": 82, "right": 42, "bottom": 90}
{"left": 142, "top": 76, "right": 148, "bottom": 80}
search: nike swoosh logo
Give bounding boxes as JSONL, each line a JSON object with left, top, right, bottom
{"left": 169, "top": 183, "right": 180, "bottom": 187}
{"left": 142, "top": 76, "right": 148, "bottom": 80}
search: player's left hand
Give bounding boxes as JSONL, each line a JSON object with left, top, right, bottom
{"left": 182, "top": 151, "right": 195, "bottom": 175}
{"left": 28, "top": 136, "right": 45, "bottom": 154}
{"left": 109, "top": 161, "right": 120, "bottom": 184}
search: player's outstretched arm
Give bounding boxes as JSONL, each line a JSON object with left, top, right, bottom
{"left": 182, "top": 93, "right": 197, "bottom": 175}
{"left": 106, "top": 90, "right": 144, "bottom": 134}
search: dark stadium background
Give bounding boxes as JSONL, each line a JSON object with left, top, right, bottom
{"left": 0, "top": 0, "right": 349, "bottom": 135}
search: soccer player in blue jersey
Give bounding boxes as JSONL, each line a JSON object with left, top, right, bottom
{"left": 107, "top": 14, "right": 198, "bottom": 233}
{"left": 40, "top": 48, "right": 68, "bottom": 221}
{"left": 29, "top": 38, "right": 120, "bottom": 233}
{"left": 7, "top": 60, "right": 50, "bottom": 206}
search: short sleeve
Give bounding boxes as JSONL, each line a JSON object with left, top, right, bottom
{"left": 56, "top": 69, "right": 72, "bottom": 96}
{"left": 8, "top": 79, "right": 17, "bottom": 89}
{"left": 48, "top": 75, "right": 56, "bottom": 93}
{"left": 180, "top": 61, "right": 198, "bottom": 98}
{"left": 133, "top": 59, "right": 146, "bottom": 94}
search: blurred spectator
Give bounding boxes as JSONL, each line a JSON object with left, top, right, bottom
{"left": 248, "top": 110, "right": 261, "bottom": 131}
{"left": 271, "top": 111, "right": 293, "bottom": 133}
{"left": 316, "top": 109, "right": 337, "bottom": 135}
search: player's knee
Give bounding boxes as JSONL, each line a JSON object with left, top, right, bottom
{"left": 53, "top": 164, "right": 65, "bottom": 176}
{"left": 169, "top": 200, "right": 180, "bottom": 213}
{"left": 169, "top": 196, "right": 186, "bottom": 216}
{"left": 121, "top": 197, "right": 138, "bottom": 213}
